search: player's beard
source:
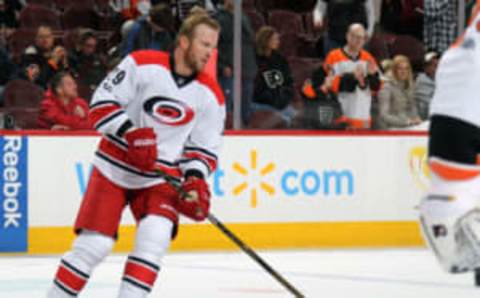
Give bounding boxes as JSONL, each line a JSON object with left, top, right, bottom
{"left": 185, "top": 45, "right": 203, "bottom": 73}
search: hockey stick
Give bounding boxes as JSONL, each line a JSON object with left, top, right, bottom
{"left": 155, "top": 169, "right": 305, "bottom": 298}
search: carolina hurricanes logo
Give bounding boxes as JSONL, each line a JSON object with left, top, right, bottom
{"left": 144, "top": 96, "right": 195, "bottom": 126}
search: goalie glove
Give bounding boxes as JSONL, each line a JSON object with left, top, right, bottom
{"left": 178, "top": 174, "right": 211, "bottom": 221}
{"left": 125, "top": 127, "right": 157, "bottom": 172}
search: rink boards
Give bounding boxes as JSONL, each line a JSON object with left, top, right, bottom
{"left": 0, "top": 131, "right": 429, "bottom": 254}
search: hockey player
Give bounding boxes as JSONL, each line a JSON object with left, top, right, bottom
{"left": 419, "top": 1, "right": 480, "bottom": 277}
{"left": 47, "top": 12, "right": 224, "bottom": 298}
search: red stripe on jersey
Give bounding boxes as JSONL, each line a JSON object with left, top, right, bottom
{"left": 56, "top": 265, "right": 88, "bottom": 293}
{"left": 124, "top": 260, "right": 158, "bottom": 287}
{"left": 197, "top": 72, "right": 225, "bottom": 106}
{"left": 89, "top": 105, "right": 122, "bottom": 128}
{"left": 98, "top": 138, "right": 182, "bottom": 177}
{"left": 183, "top": 151, "right": 217, "bottom": 172}
{"left": 131, "top": 50, "right": 170, "bottom": 69}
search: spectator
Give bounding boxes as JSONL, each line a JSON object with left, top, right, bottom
{"left": 173, "top": 0, "right": 218, "bottom": 24}
{"left": 415, "top": 51, "right": 439, "bottom": 120}
{"left": 301, "top": 66, "right": 345, "bottom": 130}
{"left": 216, "top": 0, "right": 256, "bottom": 125}
{"left": 380, "top": 0, "right": 423, "bottom": 40}
{"left": 252, "top": 26, "right": 295, "bottom": 126}
{"left": 37, "top": 72, "right": 91, "bottom": 130}
{"left": 0, "top": 0, "right": 22, "bottom": 29}
{"left": 423, "top": 0, "right": 457, "bottom": 54}
{"left": 0, "top": 47, "right": 14, "bottom": 103}
{"left": 110, "top": 0, "right": 151, "bottom": 20}
{"left": 122, "top": 3, "right": 175, "bottom": 56}
{"left": 312, "top": 0, "right": 375, "bottom": 57}
{"left": 324, "top": 23, "right": 381, "bottom": 130}
{"left": 377, "top": 55, "right": 422, "bottom": 129}
{"left": 68, "top": 29, "right": 107, "bottom": 100}
{"left": 21, "top": 26, "right": 69, "bottom": 89}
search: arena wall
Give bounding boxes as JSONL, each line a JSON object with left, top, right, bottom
{"left": 0, "top": 130, "right": 429, "bottom": 254}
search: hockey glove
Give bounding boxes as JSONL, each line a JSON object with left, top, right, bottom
{"left": 125, "top": 127, "right": 157, "bottom": 172}
{"left": 178, "top": 176, "right": 211, "bottom": 221}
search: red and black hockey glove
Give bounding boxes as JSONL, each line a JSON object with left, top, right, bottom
{"left": 178, "top": 174, "right": 211, "bottom": 221}
{"left": 125, "top": 127, "right": 157, "bottom": 172}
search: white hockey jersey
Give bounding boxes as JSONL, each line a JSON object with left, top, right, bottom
{"left": 429, "top": 3, "right": 480, "bottom": 128}
{"left": 89, "top": 50, "right": 225, "bottom": 189}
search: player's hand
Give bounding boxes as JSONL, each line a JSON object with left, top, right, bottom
{"left": 125, "top": 127, "right": 157, "bottom": 171}
{"left": 178, "top": 176, "right": 211, "bottom": 221}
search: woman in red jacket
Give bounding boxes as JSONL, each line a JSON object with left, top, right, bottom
{"left": 37, "top": 71, "right": 91, "bottom": 130}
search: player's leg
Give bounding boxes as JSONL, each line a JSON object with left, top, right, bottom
{"left": 420, "top": 115, "right": 480, "bottom": 273}
{"left": 47, "top": 168, "right": 127, "bottom": 297}
{"left": 118, "top": 183, "right": 179, "bottom": 298}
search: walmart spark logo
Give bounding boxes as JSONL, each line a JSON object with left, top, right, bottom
{"left": 232, "top": 150, "right": 276, "bottom": 207}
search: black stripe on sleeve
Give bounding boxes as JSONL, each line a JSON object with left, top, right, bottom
{"left": 115, "top": 120, "right": 134, "bottom": 137}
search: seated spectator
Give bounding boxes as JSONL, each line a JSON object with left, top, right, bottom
{"left": 301, "top": 66, "right": 345, "bottom": 130}
{"left": 121, "top": 3, "right": 175, "bottom": 56}
{"left": 377, "top": 55, "right": 422, "bottom": 129}
{"left": 324, "top": 23, "right": 381, "bottom": 130}
{"left": 415, "top": 51, "right": 439, "bottom": 120}
{"left": 37, "top": 72, "right": 91, "bottom": 130}
{"left": 68, "top": 29, "right": 107, "bottom": 99}
{"left": 21, "top": 26, "right": 69, "bottom": 89}
{"left": 252, "top": 26, "right": 295, "bottom": 126}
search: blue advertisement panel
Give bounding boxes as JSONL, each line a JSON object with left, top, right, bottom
{"left": 0, "top": 136, "right": 28, "bottom": 252}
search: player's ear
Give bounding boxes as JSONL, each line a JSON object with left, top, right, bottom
{"left": 178, "top": 34, "right": 190, "bottom": 50}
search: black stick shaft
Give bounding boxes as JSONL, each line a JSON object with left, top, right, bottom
{"left": 156, "top": 170, "right": 305, "bottom": 297}
{"left": 207, "top": 213, "right": 305, "bottom": 297}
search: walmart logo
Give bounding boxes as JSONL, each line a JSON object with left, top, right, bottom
{"left": 231, "top": 149, "right": 276, "bottom": 207}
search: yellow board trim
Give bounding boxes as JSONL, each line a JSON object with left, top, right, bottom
{"left": 26, "top": 221, "right": 425, "bottom": 254}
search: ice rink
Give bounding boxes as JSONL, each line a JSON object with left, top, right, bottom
{"left": 0, "top": 248, "right": 478, "bottom": 298}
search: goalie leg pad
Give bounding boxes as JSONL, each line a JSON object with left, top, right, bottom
{"left": 420, "top": 193, "right": 480, "bottom": 273}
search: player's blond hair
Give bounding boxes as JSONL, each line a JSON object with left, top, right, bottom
{"left": 176, "top": 11, "right": 220, "bottom": 45}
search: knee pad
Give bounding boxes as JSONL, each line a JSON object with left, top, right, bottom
{"left": 420, "top": 193, "right": 480, "bottom": 273}
{"left": 132, "top": 215, "right": 173, "bottom": 263}
{"left": 64, "top": 230, "right": 114, "bottom": 274}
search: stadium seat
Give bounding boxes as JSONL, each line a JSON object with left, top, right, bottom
{"left": 256, "top": 0, "right": 280, "bottom": 12}
{"left": 389, "top": 34, "right": 425, "bottom": 72}
{"left": 245, "top": 9, "right": 265, "bottom": 33}
{"left": 19, "top": 4, "right": 62, "bottom": 30}
{"left": 367, "top": 32, "right": 396, "bottom": 65}
{"left": 242, "top": 0, "right": 256, "bottom": 10}
{"left": 26, "top": 0, "right": 55, "bottom": 9}
{"left": 3, "top": 79, "right": 44, "bottom": 108}
{"left": 278, "top": 32, "right": 299, "bottom": 58}
{"left": 2, "top": 107, "right": 41, "bottom": 129}
{"left": 62, "top": 5, "right": 100, "bottom": 29}
{"left": 268, "top": 10, "right": 304, "bottom": 35}
{"left": 7, "top": 28, "right": 37, "bottom": 63}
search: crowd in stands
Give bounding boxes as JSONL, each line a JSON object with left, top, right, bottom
{"left": 0, "top": 0, "right": 472, "bottom": 130}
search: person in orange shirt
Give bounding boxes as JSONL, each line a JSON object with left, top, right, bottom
{"left": 324, "top": 23, "right": 381, "bottom": 130}
{"left": 37, "top": 71, "right": 91, "bottom": 130}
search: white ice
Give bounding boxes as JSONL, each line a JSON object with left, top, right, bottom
{"left": 0, "top": 249, "right": 478, "bottom": 297}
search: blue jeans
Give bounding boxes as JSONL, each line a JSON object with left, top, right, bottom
{"left": 218, "top": 75, "right": 254, "bottom": 127}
